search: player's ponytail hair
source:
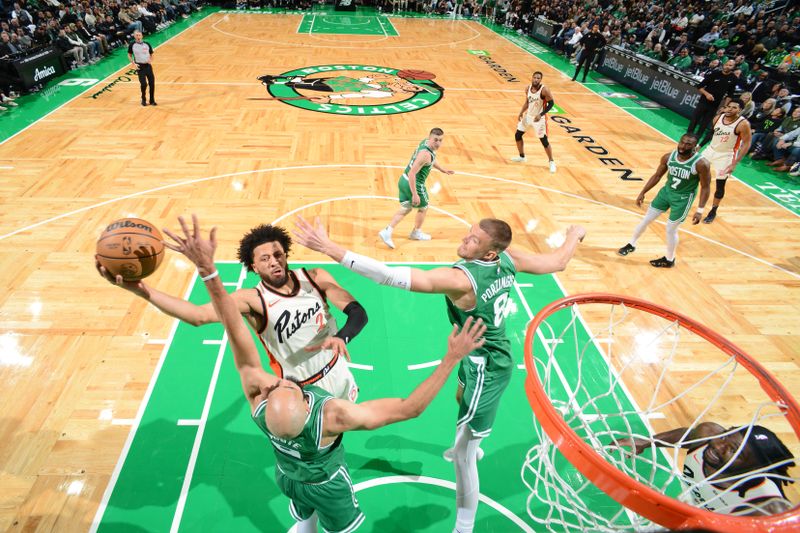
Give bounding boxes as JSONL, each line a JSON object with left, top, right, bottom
{"left": 479, "top": 219, "right": 512, "bottom": 253}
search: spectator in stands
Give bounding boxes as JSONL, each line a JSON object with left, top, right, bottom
{"left": 739, "top": 91, "right": 755, "bottom": 119}
{"left": 0, "top": 30, "right": 19, "bottom": 56}
{"left": 55, "top": 27, "right": 85, "bottom": 67}
{"left": 755, "top": 107, "right": 800, "bottom": 162}
{"left": 75, "top": 19, "right": 108, "bottom": 55}
{"left": 759, "top": 29, "right": 779, "bottom": 51}
{"left": 697, "top": 25, "right": 720, "bottom": 48}
{"left": 770, "top": 126, "right": 800, "bottom": 173}
{"left": 671, "top": 32, "right": 690, "bottom": 57}
{"left": 765, "top": 43, "right": 787, "bottom": 67}
{"left": 749, "top": 98, "right": 780, "bottom": 145}
{"left": 733, "top": 53, "right": 750, "bottom": 77}
{"left": 775, "top": 86, "right": 795, "bottom": 115}
{"left": 669, "top": 47, "right": 692, "bottom": 71}
{"left": 781, "top": 45, "right": 800, "bottom": 71}
{"left": 563, "top": 23, "right": 583, "bottom": 58}
{"left": 67, "top": 22, "right": 98, "bottom": 62}
{"left": 97, "top": 15, "right": 126, "bottom": 47}
{"left": 714, "top": 47, "right": 729, "bottom": 65}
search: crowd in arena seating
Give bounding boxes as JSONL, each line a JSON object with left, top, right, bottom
{"left": 0, "top": 0, "right": 202, "bottom": 111}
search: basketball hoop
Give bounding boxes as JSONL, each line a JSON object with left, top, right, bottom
{"left": 521, "top": 294, "right": 800, "bottom": 532}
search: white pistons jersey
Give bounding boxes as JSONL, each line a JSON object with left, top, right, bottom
{"left": 254, "top": 268, "right": 338, "bottom": 380}
{"left": 682, "top": 445, "right": 786, "bottom": 514}
{"left": 706, "top": 115, "right": 745, "bottom": 155}
{"left": 525, "top": 84, "right": 545, "bottom": 118}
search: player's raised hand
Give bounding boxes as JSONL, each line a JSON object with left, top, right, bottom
{"left": 566, "top": 225, "right": 586, "bottom": 242}
{"left": 445, "top": 317, "right": 486, "bottom": 362}
{"left": 95, "top": 257, "right": 149, "bottom": 296}
{"left": 162, "top": 214, "right": 218, "bottom": 276}
{"left": 294, "top": 216, "right": 331, "bottom": 253}
{"left": 305, "top": 336, "right": 350, "bottom": 361}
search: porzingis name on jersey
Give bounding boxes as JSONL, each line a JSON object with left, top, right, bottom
{"left": 480, "top": 274, "right": 515, "bottom": 303}
{"left": 275, "top": 302, "right": 322, "bottom": 343}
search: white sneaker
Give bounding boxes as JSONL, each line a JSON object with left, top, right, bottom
{"left": 409, "top": 229, "right": 431, "bottom": 241}
{"left": 510, "top": 155, "right": 526, "bottom": 162}
{"left": 378, "top": 228, "right": 395, "bottom": 249}
{"left": 549, "top": 160, "right": 556, "bottom": 173}
{"left": 790, "top": 162, "right": 800, "bottom": 177}
{"left": 443, "top": 447, "right": 485, "bottom": 462}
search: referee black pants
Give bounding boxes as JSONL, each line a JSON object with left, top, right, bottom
{"left": 573, "top": 48, "right": 596, "bottom": 81}
{"left": 137, "top": 63, "right": 155, "bottom": 103}
{"left": 687, "top": 98, "right": 717, "bottom": 146}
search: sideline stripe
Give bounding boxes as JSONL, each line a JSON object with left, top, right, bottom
{"left": 89, "top": 274, "right": 198, "bottom": 533}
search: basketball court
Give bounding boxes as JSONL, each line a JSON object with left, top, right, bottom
{"left": 0, "top": 7, "right": 798, "bottom": 532}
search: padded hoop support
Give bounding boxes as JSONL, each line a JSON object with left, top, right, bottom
{"left": 523, "top": 293, "right": 800, "bottom": 533}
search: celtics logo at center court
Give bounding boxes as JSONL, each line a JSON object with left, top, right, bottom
{"left": 258, "top": 64, "right": 444, "bottom": 116}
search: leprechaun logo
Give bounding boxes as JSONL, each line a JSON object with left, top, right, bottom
{"left": 257, "top": 64, "right": 444, "bottom": 116}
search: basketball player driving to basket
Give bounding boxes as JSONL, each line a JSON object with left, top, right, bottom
{"left": 96, "top": 223, "right": 368, "bottom": 402}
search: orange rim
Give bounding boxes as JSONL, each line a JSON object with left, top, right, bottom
{"left": 523, "top": 293, "right": 800, "bottom": 532}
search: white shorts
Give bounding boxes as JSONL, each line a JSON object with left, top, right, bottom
{"left": 517, "top": 114, "right": 548, "bottom": 138}
{"left": 702, "top": 149, "right": 734, "bottom": 180}
{"left": 308, "top": 352, "right": 359, "bottom": 402}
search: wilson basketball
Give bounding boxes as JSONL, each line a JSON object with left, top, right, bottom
{"left": 397, "top": 69, "right": 436, "bottom": 80}
{"left": 96, "top": 218, "right": 165, "bottom": 281}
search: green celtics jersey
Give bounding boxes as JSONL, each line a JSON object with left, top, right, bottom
{"left": 402, "top": 139, "right": 436, "bottom": 186}
{"left": 446, "top": 252, "right": 517, "bottom": 369}
{"left": 252, "top": 385, "right": 345, "bottom": 483}
{"left": 664, "top": 150, "right": 702, "bottom": 195}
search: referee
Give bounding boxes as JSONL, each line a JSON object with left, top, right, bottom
{"left": 128, "top": 31, "right": 156, "bottom": 106}
{"left": 687, "top": 59, "right": 737, "bottom": 146}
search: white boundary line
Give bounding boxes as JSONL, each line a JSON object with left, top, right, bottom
{"left": 170, "top": 265, "right": 248, "bottom": 532}
{"left": 89, "top": 273, "right": 198, "bottom": 532}
{"left": 2, "top": 164, "right": 795, "bottom": 280}
{"left": 407, "top": 360, "right": 441, "bottom": 370}
{"left": 481, "top": 20, "right": 798, "bottom": 218}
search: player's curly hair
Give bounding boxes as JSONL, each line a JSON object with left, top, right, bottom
{"left": 237, "top": 224, "right": 292, "bottom": 272}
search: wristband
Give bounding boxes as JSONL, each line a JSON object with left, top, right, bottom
{"left": 201, "top": 270, "right": 219, "bottom": 282}
{"left": 695, "top": 207, "right": 705, "bottom": 214}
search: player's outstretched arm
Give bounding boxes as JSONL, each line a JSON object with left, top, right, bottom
{"left": 613, "top": 422, "right": 725, "bottom": 455}
{"left": 636, "top": 152, "right": 670, "bottom": 206}
{"left": 163, "top": 215, "right": 275, "bottom": 405}
{"left": 305, "top": 268, "right": 368, "bottom": 360}
{"left": 293, "top": 216, "right": 473, "bottom": 297}
{"left": 321, "top": 317, "right": 486, "bottom": 435}
{"left": 506, "top": 225, "right": 586, "bottom": 275}
{"left": 96, "top": 260, "right": 255, "bottom": 327}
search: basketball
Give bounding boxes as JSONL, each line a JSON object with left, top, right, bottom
{"left": 96, "top": 218, "right": 165, "bottom": 281}
{"left": 396, "top": 69, "right": 436, "bottom": 80}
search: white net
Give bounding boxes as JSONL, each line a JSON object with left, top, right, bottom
{"left": 521, "top": 298, "right": 799, "bottom": 532}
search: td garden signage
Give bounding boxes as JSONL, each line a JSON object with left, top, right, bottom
{"left": 258, "top": 64, "right": 444, "bottom": 116}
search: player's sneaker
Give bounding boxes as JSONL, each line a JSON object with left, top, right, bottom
{"left": 549, "top": 160, "right": 557, "bottom": 173}
{"left": 510, "top": 155, "right": 526, "bottom": 162}
{"left": 378, "top": 228, "right": 395, "bottom": 249}
{"left": 617, "top": 243, "right": 635, "bottom": 256}
{"left": 649, "top": 256, "right": 675, "bottom": 268}
{"left": 443, "top": 447, "right": 485, "bottom": 462}
{"left": 702, "top": 211, "right": 717, "bottom": 224}
{"left": 789, "top": 162, "right": 800, "bottom": 176}
{"left": 409, "top": 229, "right": 431, "bottom": 241}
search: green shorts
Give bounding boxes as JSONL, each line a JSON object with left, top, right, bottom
{"left": 650, "top": 187, "right": 696, "bottom": 223}
{"left": 456, "top": 355, "right": 513, "bottom": 437}
{"left": 277, "top": 466, "right": 364, "bottom": 533}
{"left": 398, "top": 176, "right": 429, "bottom": 209}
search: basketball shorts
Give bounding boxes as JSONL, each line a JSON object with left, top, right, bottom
{"left": 302, "top": 351, "right": 359, "bottom": 402}
{"left": 278, "top": 466, "right": 365, "bottom": 533}
{"left": 516, "top": 114, "right": 548, "bottom": 138}
{"left": 456, "top": 355, "right": 513, "bottom": 437}
{"left": 651, "top": 187, "right": 696, "bottom": 223}
{"left": 398, "top": 175, "right": 429, "bottom": 209}
{"left": 702, "top": 149, "right": 734, "bottom": 180}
